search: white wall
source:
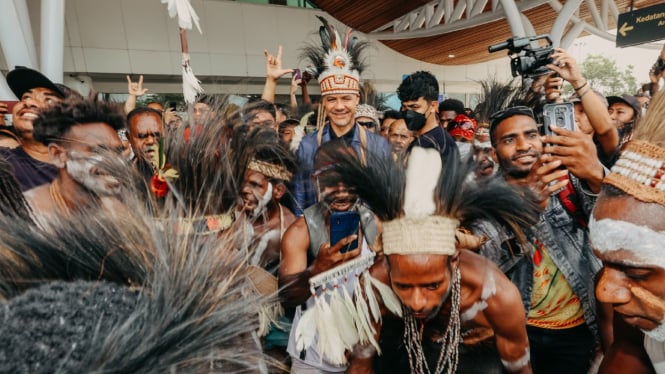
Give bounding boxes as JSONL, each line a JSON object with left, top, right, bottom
{"left": 1, "top": 0, "right": 515, "bottom": 100}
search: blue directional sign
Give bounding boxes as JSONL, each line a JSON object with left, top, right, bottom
{"left": 616, "top": 3, "right": 665, "bottom": 48}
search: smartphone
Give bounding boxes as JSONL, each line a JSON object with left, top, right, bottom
{"left": 293, "top": 68, "right": 302, "bottom": 81}
{"left": 543, "top": 102, "right": 575, "bottom": 136}
{"left": 0, "top": 101, "right": 18, "bottom": 114}
{"left": 168, "top": 101, "right": 177, "bottom": 111}
{"left": 330, "top": 211, "right": 360, "bottom": 253}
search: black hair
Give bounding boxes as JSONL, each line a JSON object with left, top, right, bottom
{"left": 382, "top": 110, "right": 402, "bottom": 121}
{"left": 194, "top": 94, "right": 215, "bottom": 106}
{"left": 274, "top": 103, "right": 290, "bottom": 118}
{"left": 278, "top": 119, "right": 299, "bottom": 137}
{"left": 33, "top": 97, "right": 126, "bottom": 145}
{"left": 397, "top": 71, "right": 439, "bottom": 102}
{"left": 126, "top": 107, "right": 163, "bottom": 132}
{"left": 438, "top": 99, "right": 465, "bottom": 115}
{"left": 242, "top": 99, "right": 276, "bottom": 123}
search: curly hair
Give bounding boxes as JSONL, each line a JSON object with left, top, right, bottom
{"left": 397, "top": 71, "right": 439, "bottom": 102}
{"left": 33, "top": 97, "right": 126, "bottom": 145}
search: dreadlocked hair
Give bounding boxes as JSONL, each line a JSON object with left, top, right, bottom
{"left": 0, "top": 150, "right": 278, "bottom": 373}
{"left": 299, "top": 16, "right": 371, "bottom": 79}
{"left": 326, "top": 147, "right": 539, "bottom": 244}
{"left": 0, "top": 157, "right": 31, "bottom": 220}
{"left": 360, "top": 81, "right": 389, "bottom": 111}
{"left": 633, "top": 89, "right": 665, "bottom": 147}
{"left": 473, "top": 77, "right": 522, "bottom": 125}
{"left": 234, "top": 126, "right": 297, "bottom": 185}
{"left": 163, "top": 95, "right": 240, "bottom": 217}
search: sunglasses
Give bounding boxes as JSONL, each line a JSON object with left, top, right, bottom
{"left": 489, "top": 106, "right": 535, "bottom": 131}
{"left": 448, "top": 120, "right": 475, "bottom": 131}
{"left": 357, "top": 121, "right": 376, "bottom": 128}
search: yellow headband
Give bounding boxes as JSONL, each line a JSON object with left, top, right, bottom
{"left": 382, "top": 216, "right": 459, "bottom": 256}
{"left": 247, "top": 159, "right": 293, "bottom": 181}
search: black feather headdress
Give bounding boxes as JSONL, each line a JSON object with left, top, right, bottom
{"left": 327, "top": 146, "right": 540, "bottom": 252}
{"left": 299, "top": 16, "right": 371, "bottom": 96}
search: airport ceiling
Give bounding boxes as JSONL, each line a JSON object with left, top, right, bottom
{"left": 311, "top": 0, "right": 662, "bottom": 66}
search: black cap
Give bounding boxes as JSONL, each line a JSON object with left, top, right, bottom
{"left": 6, "top": 66, "right": 65, "bottom": 100}
{"left": 607, "top": 94, "right": 641, "bottom": 117}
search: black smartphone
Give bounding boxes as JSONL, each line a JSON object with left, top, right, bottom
{"left": 543, "top": 102, "right": 575, "bottom": 136}
{"left": 330, "top": 211, "right": 360, "bottom": 253}
{"left": 168, "top": 101, "right": 177, "bottom": 111}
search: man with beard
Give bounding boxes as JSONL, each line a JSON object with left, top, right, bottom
{"left": 237, "top": 134, "right": 297, "bottom": 271}
{"left": 472, "top": 104, "right": 606, "bottom": 373}
{"left": 387, "top": 118, "right": 413, "bottom": 159}
{"left": 127, "top": 107, "right": 164, "bottom": 182}
{"left": 398, "top": 71, "right": 458, "bottom": 159}
{"left": 293, "top": 17, "right": 389, "bottom": 215}
{"left": 23, "top": 97, "right": 128, "bottom": 216}
{"left": 591, "top": 91, "right": 665, "bottom": 373}
{"left": 280, "top": 140, "right": 381, "bottom": 373}
{"left": 0, "top": 66, "right": 66, "bottom": 191}
{"left": 472, "top": 125, "right": 497, "bottom": 178}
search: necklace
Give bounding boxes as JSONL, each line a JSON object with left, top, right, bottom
{"left": 403, "top": 265, "right": 461, "bottom": 374}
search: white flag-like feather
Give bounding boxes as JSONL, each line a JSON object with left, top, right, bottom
{"left": 161, "top": 0, "right": 202, "bottom": 33}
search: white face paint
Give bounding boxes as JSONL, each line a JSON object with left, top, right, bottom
{"left": 589, "top": 216, "right": 665, "bottom": 269}
{"left": 251, "top": 182, "right": 273, "bottom": 218}
{"left": 590, "top": 216, "right": 665, "bottom": 339}
{"left": 66, "top": 151, "right": 121, "bottom": 196}
{"left": 456, "top": 141, "right": 472, "bottom": 159}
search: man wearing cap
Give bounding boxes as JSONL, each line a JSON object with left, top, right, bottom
{"left": 607, "top": 94, "right": 641, "bottom": 145}
{"left": 0, "top": 67, "right": 66, "bottom": 191}
{"left": 293, "top": 20, "right": 390, "bottom": 216}
{"left": 354, "top": 104, "right": 380, "bottom": 134}
{"left": 472, "top": 100, "right": 606, "bottom": 373}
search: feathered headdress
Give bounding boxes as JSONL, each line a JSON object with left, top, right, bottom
{"left": 602, "top": 90, "right": 665, "bottom": 206}
{"left": 300, "top": 16, "right": 371, "bottom": 96}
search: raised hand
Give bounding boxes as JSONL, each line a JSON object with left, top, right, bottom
{"left": 126, "top": 75, "right": 149, "bottom": 97}
{"left": 264, "top": 45, "right": 293, "bottom": 82}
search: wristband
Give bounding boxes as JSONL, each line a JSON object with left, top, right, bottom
{"left": 574, "top": 81, "right": 588, "bottom": 91}
{"left": 578, "top": 86, "right": 591, "bottom": 99}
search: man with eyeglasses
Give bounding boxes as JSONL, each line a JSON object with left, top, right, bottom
{"left": 1, "top": 66, "right": 67, "bottom": 191}
{"left": 127, "top": 108, "right": 163, "bottom": 182}
{"left": 470, "top": 104, "right": 607, "bottom": 373}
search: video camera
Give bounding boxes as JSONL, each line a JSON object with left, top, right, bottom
{"left": 488, "top": 34, "right": 554, "bottom": 79}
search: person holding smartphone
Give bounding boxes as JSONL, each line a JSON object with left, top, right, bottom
{"left": 279, "top": 140, "right": 380, "bottom": 373}
{"left": 544, "top": 48, "right": 620, "bottom": 168}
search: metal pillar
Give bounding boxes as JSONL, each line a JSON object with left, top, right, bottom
{"left": 41, "top": 0, "right": 65, "bottom": 84}
{"left": 549, "top": 0, "right": 583, "bottom": 47}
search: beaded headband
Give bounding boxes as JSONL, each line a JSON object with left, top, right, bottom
{"left": 247, "top": 159, "right": 293, "bottom": 182}
{"left": 604, "top": 140, "right": 665, "bottom": 206}
{"left": 383, "top": 216, "right": 459, "bottom": 256}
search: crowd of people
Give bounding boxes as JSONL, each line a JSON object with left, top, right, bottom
{"left": 1, "top": 15, "right": 665, "bottom": 374}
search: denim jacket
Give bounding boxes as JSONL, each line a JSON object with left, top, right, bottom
{"left": 470, "top": 175, "right": 602, "bottom": 342}
{"left": 292, "top": 123, "right": 390, "bottom": 216}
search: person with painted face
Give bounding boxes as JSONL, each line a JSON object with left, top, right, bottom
{"left": 447, "top": 113, "right": 477, "bottom": 160}
{"left": 592, "top": 91, "right": 665, "bottom": 373}
{"left": 236, "top": 127, "right": 297, "bottom": 271}
{"left": 23, "top": 97, "right": 129, "bottom": 218}
{"left": 280, "top": 139, "right": 381, "bottom": 373}
{"left": 397, "top": 71, "right": 458, "bottom": 160}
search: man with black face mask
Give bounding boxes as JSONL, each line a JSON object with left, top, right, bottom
{"left": 397, "top": 71, "right": 458, "bottom": 159}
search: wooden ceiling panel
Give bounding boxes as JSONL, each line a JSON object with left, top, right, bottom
{"left": 312, "top": 0, "right": 664, "bottom": 66}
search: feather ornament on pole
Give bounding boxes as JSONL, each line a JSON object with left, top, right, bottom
{"left": 161, "top": 0, "right": 204, "bottom": 104}
{"left": 180, "top": 29, "right": 203, "bottom": 104}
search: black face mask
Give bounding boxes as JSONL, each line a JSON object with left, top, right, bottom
{"left": 402, "top": 109, "right": 427, "bottom": 131}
